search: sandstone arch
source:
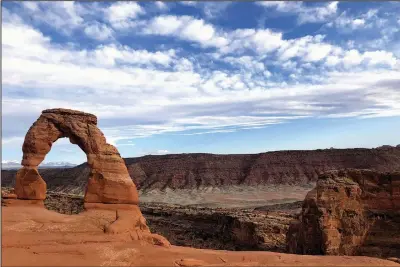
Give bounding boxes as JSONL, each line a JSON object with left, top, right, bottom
{"left": 15, "top": 108, "right": 138, "bottom": 204}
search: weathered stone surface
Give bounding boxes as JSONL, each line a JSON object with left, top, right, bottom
{"left": 15, "top": 167, "right": 46, "bottom": 200}
{"left": 80, "top": 204, "right": 171, "bottom": 247}
{"left": 14, "top": 108, "right": 138, "bottom": 204}
{"left": 286, "top": 169, "right": 400, "bottom": 258}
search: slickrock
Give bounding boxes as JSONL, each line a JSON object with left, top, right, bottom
{"left": 3, "top": 204, "right": 399, "bottom": 267}
{"left": 287, "top": 169, "right": 400, "bottom": 258}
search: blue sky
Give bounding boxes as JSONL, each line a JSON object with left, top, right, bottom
{"left": 2, "top": 1, "right": 400, "bottom": 164}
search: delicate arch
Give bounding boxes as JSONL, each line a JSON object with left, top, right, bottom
{"left": 15, "top": 108, "right": 138, "bottom": 204}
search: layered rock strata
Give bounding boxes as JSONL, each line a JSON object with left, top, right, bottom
{"left": 3, "top": 147, "right": 400, "bottom": 193}
{"left": 286, "top": 169, "right": 400, "bottom": 259}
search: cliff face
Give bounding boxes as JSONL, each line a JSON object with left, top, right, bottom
{"left": 286, "top": 169, "right": 400, "bottom": 259}
{"left": 127, "top": 147, "right": 400, "bottom": 190}
{"left": 2, "top": 147, "right": 400, "bottom": 193}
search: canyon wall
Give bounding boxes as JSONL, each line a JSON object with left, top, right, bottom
{"left": 2, "top": 147, "right": 400, "bottom": 193}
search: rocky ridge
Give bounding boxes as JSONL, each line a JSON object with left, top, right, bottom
{"left": 2, "top": 146, "right": 400, "bottom": 194}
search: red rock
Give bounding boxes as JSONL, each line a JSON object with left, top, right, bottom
{"left": 14, "top": 108, "right": 138, "bottom": 204}
{"left": 1, "top": 193, "right": 17, "bottom": 199}
{"left": 11, "top": 108, "right": 170, "bottom": 248}
{"left": 15, "top": 167, "right": 46, "bottom": 200}
{"left": 103, "top": 207, "right": 171, "bottom": 247}
{"left": 2, "top": 199, "right": 45, "bottom": 207}
{"left": 286, "top": 169, "right": 400, "bottom": 258}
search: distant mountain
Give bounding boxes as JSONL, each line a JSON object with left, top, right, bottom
{"left": 1, "top": 160, "right": 21, "bottom": 169}
{"left": 1, "top": 160, "right": 77, "bottom": 170}
{"left": 40, "top": 162, "right": 77, "bottom": 168}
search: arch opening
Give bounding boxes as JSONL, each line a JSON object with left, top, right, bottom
{"left": 40, "top": 137, "right": 87, "bottom": 214}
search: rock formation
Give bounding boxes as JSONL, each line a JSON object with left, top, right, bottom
{"left": 15, "top": 108, "right": 138, "bottom": 204}
{"left": 11, "top": 108, "right": 169, "bottom": 246}
{"left": 286, "top": 169, "right": 400, "bottom": 259}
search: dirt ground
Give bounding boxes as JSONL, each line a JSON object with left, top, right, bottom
{"left": 2, "top": 201, "right": 399, "bottom": 267}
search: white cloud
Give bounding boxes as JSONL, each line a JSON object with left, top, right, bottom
{"left": 277, "top": 35, "right": 336, "bottom": 63}
{"left": 223, "top": 56, "right": 265, "bottom": 72}
{"left": 2, "top": 3, "right": 400, "bottom": 150}
{"left": 2, "top": 160, "right": 20, "bottom": 164}
{"left": 145, "top": 15, "right": 185, "bottom": 35}
{"left": 219, "top": 28, "right": 284, "bottom": 55}
{"left": 353, "top": 19, "right": 365, "bottom": 27}
{"left": 2, "top": 22, "right": 179, "bottom": 69}
{"left": 2, "top": 137, "right": 24, "bottom": 145}
{"left": 155, "top": 1, "right": 168, "bottom": 11}
{"left": 180, "top": 1, "right": 197, "bottom": 7}
{"left": 300, "top": 2, "right": 338, "bottom": 24}
{"left": 116, "top": 143, "right": 136, "bottom": 147}
{"left": 181, "top": 19, "right": 216, "bottom": 43}
{"left": 84, "top": 22, "right": 114, "bottom": 41}
{"left": 107, "top": 2, "right": 144, "bottom": 29}
{"left": 258, "top": 1, "right": 339, "bottom": 24}
{"left": 19, "top": 2, "right": 84, "bottom": 34}
{"left": 258, "top": 2, "right": 302, "bottom": 12}
{"left": 327, "top": 11, "right": 370, "bottom": 31}
{"left": 144, "top": 15, "right": 227, "bottom": 48}
{"left": 324, "top": 49, "right": 397, "bottom": 68}
{"left": 202, "top": 2, "right": 232, "bottom": 19}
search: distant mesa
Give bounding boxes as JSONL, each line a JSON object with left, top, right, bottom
{"left": 2, "top": 144, "right": 400, "bottom": 193}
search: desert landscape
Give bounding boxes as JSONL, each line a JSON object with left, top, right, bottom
{"left": 2, "top": 2, "right": 400, "bottom": 265}
{"left": 2, "top": 108, "right": 400, "bottom": 266}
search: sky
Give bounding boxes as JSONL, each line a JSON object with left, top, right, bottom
{"left": 2, "top": 1, "right": 400, "bottom": 164}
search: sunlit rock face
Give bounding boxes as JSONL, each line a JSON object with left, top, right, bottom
{"left": 287, "top": 169, "right": 400, "bottom": 258}
{"left": 15, "top": 108, "right": 139, "bottom": 204}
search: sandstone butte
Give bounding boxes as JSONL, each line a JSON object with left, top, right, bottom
{"left": 287, "top": 169, "right": 400, "bottom": 259}
{"left": 2, "top": 108, "right": 399, "bottom": 267}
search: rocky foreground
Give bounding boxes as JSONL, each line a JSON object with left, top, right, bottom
{"left": 2, "top": 146, "right": 400, "bottom": 194}
{"left": 2, "top": 187, "right": 301, "bottom": 252}
{"left": 2, "top": 199, "right": 399, "bottom": 267}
